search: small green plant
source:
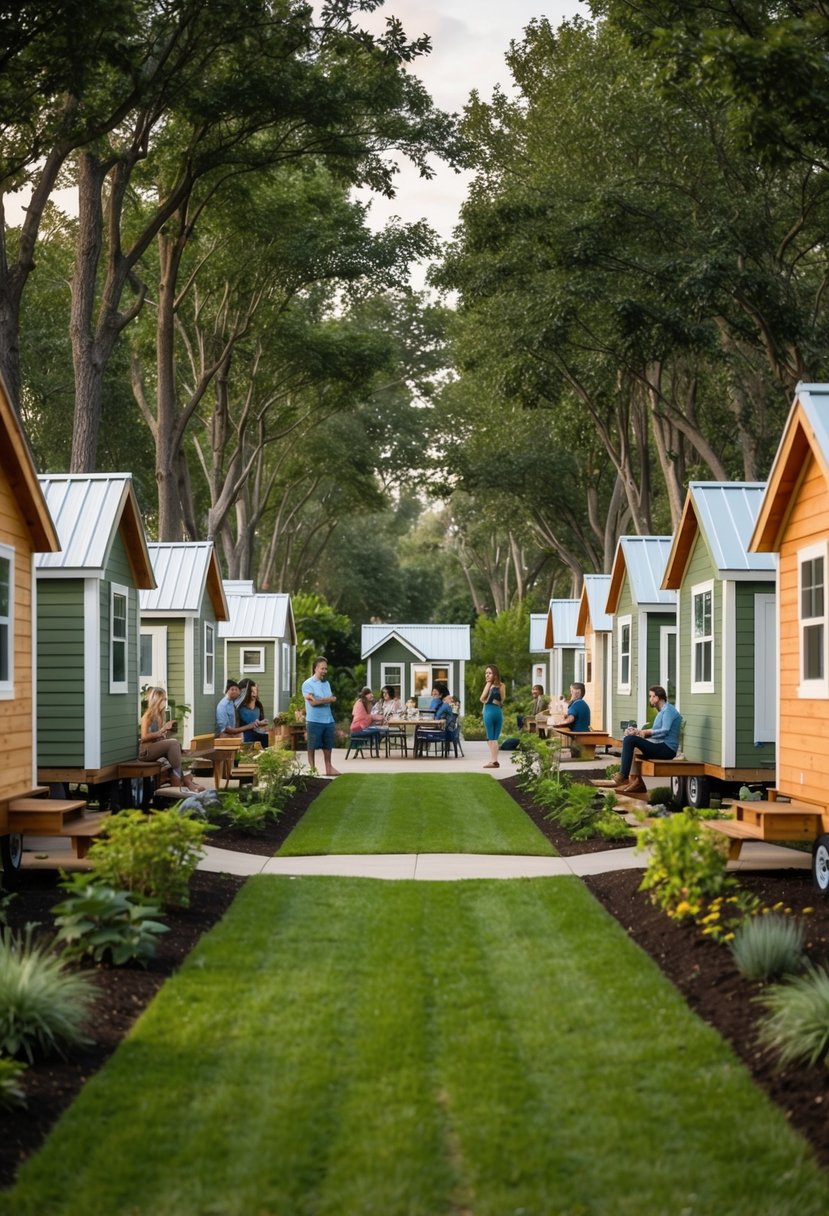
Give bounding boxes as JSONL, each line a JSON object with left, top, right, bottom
{"left": 0, "top": 1055, "right": 26, "bottom": 1108}
{"left": 593, "top": 812, "right": 635, "bottom": 842}
{"left": 217, "top": 793, "right": 273, "bottom": 834}
{"left": 87, "top": 809, "right": 213, "bottom": 908}
{"left": 254, "top": 746, "right": 300, "bottom": 810}
{"left": 0, "top": 926, "right": 95, "bottom": 1061}
{"left": 512, "top": 734, "right": 562, "bottom": 789}
{"left": 604, "top": 761, "right": 621, "bottom": 780}
{"left": 730, "top": 913, "right": 806, "bottom": 982}
{"left": 638, "top": 812, "right": 734, "bottom": 921}
{"left": 0, "top": 891, "right": 15, "bottom": 927}
{"left": 758, "top": 965, "right": 829, "bottom": 1068}
{"left": 647, "top": 786, "right": 675, "bottom": 808}
{"left": 533, "top": 774, "right": 572, "bottom": 815}
{"left": 53, "top": 873, "right": 169, "bottom": 967}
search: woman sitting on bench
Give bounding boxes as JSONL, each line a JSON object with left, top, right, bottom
{"left": 139, "top": 688, "right": 203, "bottom": 793}
{"left": 612, "top": 685, "right": 681, "bottom": 795}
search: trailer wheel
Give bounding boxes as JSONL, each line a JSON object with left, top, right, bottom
{"left": 812, "top": 835, "right": 829, "bottom": 895}
{"left": 670, "top": 776, "right": 687, "bottom": 804}
{"left": 1, "top": 832, "right": 23, "bottom": 882}
{"left": 686, "top": 775, "right": 712, "bottom": 810}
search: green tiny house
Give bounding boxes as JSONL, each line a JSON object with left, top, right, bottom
{"left": 361, "top": 624, "right": 470, "bottom": 713}
{"left": 220, "top": 581, "right": 297, "bottom": 719}
{"left": 35, "top": 474, "right": 155, "bottom": 773}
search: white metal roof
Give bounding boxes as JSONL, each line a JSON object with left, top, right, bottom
{"left": 223, "top": 579, "right": 255, "bottom": 597}
{"left": 529, "top": 613, "right": 548, "bottom": 652}
{"left": 141, "top": 543, "right": 221, "bottom": 615}
{"left": 583, "top": 575, "right": 613, "bottom": 632}
{"left": 547, "top": 599, "right": 584, "bottom": 649}
{"left": 361, "top": 623, "right": 471, "bottom": 660}
{"left": 688, "top": 482, "right": 776, "bottom": 576}
{"left": 219, "top": 592, "right": 294, "bottom": 641}
{"left": 35, "top": 473, "right": 148, "bottom": 578}
{"left": 616, "top": 536, "right": 676, "bottom": 607}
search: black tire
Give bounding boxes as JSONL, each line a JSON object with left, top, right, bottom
{"left": 1, "top": 832, "right": 23, "bottom": 882}
{"left": 670, "top": 776, "right": 687, "bottom": 804}
{"left": 812, "top": 834, "right": 829, "bottom": 895}
{"left": 686, "top": 775, "right": 712, "bottom": 810}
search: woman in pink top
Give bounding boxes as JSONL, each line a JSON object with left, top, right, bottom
{"left": 351, "top": 688, "right": 386, "bottom": 738}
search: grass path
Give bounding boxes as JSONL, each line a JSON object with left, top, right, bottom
{"left": 278, "top": 772, "right": 556, "bottom": 856}
{"left": 3, "top": 876, "right": 827, "bottom": 1216}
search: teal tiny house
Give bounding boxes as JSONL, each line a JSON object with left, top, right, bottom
{"left": 220, "top": 581, "right": 297, "bottom": 719}
{"left": 139, "top": 542, "right": 229, "bottom": 746}
{"left": 35, "top": 474, "right": 155, "bottom": 780}
{"left": 361, "top": 624, "right": 470, "bottom": 713}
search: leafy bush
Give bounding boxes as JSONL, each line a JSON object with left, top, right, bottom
{"left": 254, "top": 746, "right": 300, "bottom": 810}
{"left": 730, "top": 913, "right": 806, "bottom": 982}
{"left": 0, "top": 926, "right": 95, "bottom": 1061}
{"left": 647, "top": 786, "right": 675, "bottom": 807}
{"left": 215, "top": 792, "right": 274, "bottom": 834}
{"left": 594, "top": 813, "right": 635, "bottom": 842}
{"left": 512, "top": 734, "right": 562, "bottom": 789}
{"left": 604, "top": 762, "right": 621, "bottom": 779}
{"left": 638, "top": 812, "right": 734, "bottom": 920}
{"left": 758, "top": 966, "right": 829, "bottom": 1068}
{"left": 0, "top": 1055, "right": 26, "bottom": 1109}
{"left": 532, "top": 775, "right": 572, "bottom": 815}
{"left": 87, "top": 809, "right": 212, "bottom": 908}
{"left": 53, "top": 873, "right": 168, "bottom": 967}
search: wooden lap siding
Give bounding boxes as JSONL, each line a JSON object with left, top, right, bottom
{"left": 36, "top": 581, "right": 86, "bottom": 766}
{"left": 0, "top": 490, "right": 36, "bottom": 797}
{"left": 778, "top": 457, "right": 829, "bottom": 803}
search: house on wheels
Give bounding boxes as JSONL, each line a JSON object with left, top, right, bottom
{"left": 361, "top": 624, "right": 470, "bottom": 713}
{"left": 661, "top": 482, "right": 777, "bottom": 808}
{"left": 219, "top": 580, "right": 297, "bottom": 719}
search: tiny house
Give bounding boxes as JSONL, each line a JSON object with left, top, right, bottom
{"left": 219, "top": 580, "right": 297, "bottom": 718}
{"left": 35, "top": 474, "right": 155, "bottom": 785}
{"left": 543, "top": 599, "right": 586, "bottom": 699}
{"left": 662, "top": 482, "right": 777, "bottom": 806}
{"left": 361, "top": 624, "right": 470, "bottom": 713}
{"left": 139, "top": 542, "right": 229, "bottom": 746}
{"left": 576, "top": 575, "right": 613, "bottom": 733}
{"left": 605, "top": 536, "right": 676, "bottom": 734}
{"left": 529, "top": 614, "right": 550, "bottom": 691}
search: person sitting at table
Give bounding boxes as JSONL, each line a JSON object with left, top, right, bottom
{"left": 558, "top": 682, "right": 591, "bottom": 732}
{"left": 351, "top": 687, "right": 387, "bottom": 740}
{"left": 519, "top": 685, "right": 547, "bottom": 731}
{"left": 428, "top": 682, "right": 450, "bottom": 713}
{"left": 376, "top": 685, "right": 403, "bottom": 719}
{"left": 237, "top": 679, "right": 269, "bottom": 748}
{"left": 140, "top": 687, "right": 203, "bottom": 793}
{"left": 216, "top": 678, "right": 247, "bottom": 738}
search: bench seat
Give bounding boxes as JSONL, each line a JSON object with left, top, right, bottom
{"left": 639, "top": 758, "right": 706, "bottom": 777}
{"left": 551, "top": 728, "right": 616, "bottom": 760}
{"left": 700, "top": 819, "right": 762, "bottom": 859}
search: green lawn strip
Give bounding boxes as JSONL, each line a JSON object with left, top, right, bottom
{"left": 278, "top": 772, "right": 556, "bottom": 856}
{"left": 3, "top": 877, "right": 827, "bottom": 1216}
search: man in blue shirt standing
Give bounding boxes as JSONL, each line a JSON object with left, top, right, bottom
{"left": 302, "top": 656, "right": 340, "bottom": 776}
{"left": 560, "top": 682, "right": 591, "bottom": 732}
{"left": 613, "top": 685, "right": 681, "bottom": 794}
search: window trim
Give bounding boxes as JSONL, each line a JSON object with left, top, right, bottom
{"left": 109, "top": 582, "right": 129, "bottom": 695}
{"left": 203, "top": 621, "right": 215, "bottom": 695}
{"left": 0, "top": 544, "right": 14, "bottom": 698}
{"left": 616, "top": 615, "right": 632, "bottom": 694}
{"left": 798, "top": 540, "right": 829, "bottom": 698}
{"left": 690, "top": 579, "right": 715, "bottom": 694}
{"left": 240, "top": 645, "right": 265, "bottom": 673}
{"left": 381, "top": 662, "right": 404, "bottom": 697}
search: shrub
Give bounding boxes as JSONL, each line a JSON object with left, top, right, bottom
{"left": 0, "top": 1055, "right": 26, "bottom": 1109}
{"left": 216, "top": 792, "right": 274, "bottom": 834}
{"left": 730, "top": 913, "right": 806, "bottom": 982}
{"left": 594, "top": 813, "right": 635, "bottom": 842}
{"left": 604, "top": 762, "right": 621, "bottom": 780}
{"left": 638, "top": 812, "right": 734, "bottom": 920}
{"left": 254, "top": 746, "right": 300, "bottom": 810}
{"left": 647, "top": 786, "right": 675, "bottom": 807}
{"left": 532, "top": 774, "right": 572, "bottom": 815}
{"left": 53, "top": 873, "right": 168, "bottom": 967}
{"left": 87, "top": 809, "right": 212, "bottom": 908}
{"left": 0, "top": 926, "right": 95, "bottom": 1062}
{"left": 512, "top": 734, "right": 562, "bottom": 789}
{"left": 758, "top": 966, "right": 829, "bottom": 1068}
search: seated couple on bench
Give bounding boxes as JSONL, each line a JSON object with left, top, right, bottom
{"left": 611, "top": 686, "right": 681, "bottom": 795}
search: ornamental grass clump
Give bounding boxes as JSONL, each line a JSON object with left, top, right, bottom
{"left": 0, "top": 926, "right": 94, "bottom": 1062}
{"left": 730, "top": 913, "right": 807, "bottom": 982}
{"left": 87, "top": 809, "right": 212, "bottom": 908}
{"left": 758, "top": 965, "right": 829, "bottom": 1068}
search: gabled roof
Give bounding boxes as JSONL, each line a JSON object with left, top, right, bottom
{"left": 219, "top": 589, "right": 296, "bottom": 643}
{"left": 36, "top": 473, "right": 154, "bottom": 587}
{"left": 751, "top": 383, "right": 829, "bottom": 552}
{"left": 605, "top": 536, "right": 675, "bottom": 614}
{"left": 0, "top": 374, "right": 59, "bottom": 554}
{"left": 663, "top": 482, "right": 776, "bottom": 588}
{"left": 140, "top": 543, "right": 227, "bottom": 618}
{"left": 576, "top": 575, "right": 612, "bottom": 636}
{"left": 361, "top": 623, "right": 471, "bottom": 661}
{"left": 543, "top": 599, "right": 584, "bottom": 649}
{"left": 529, "top": 613, "right": 548, "bottom": 653}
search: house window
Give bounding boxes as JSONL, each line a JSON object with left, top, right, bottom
{"left": 381, "top": 663, "right": 403, "bottom": 697}
{"left": 241, "top": 646, "right": 265, "bottom": 673}
{"left": 204, "top": 622, "right": 215, "bottom": 694}
{"left": 799, "top": 542, "right": 829, "bottom": 697}
{"left": 691, "top": 580, "right": 714, "bottom": 693}
{"left": 617, "top": 616, "right": 631, "bottom": 693}
{"left": 110, "top": 583, "right": 129, "bottom": 694}
{"left": 0, "top": 546, "right": 13, "bottom": 694}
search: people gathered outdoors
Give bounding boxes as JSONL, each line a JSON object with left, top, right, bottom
{"left": 140, "top": 687, "right": 203, "bottom": 793}
{"left": 302, "top": 656, "right": 340, "bottom": 777}
{"left": 236, "top": 679, "right": 270, "bottom": 748}
{"left": 612, "top": 685, "right": 681, "bottom": 795}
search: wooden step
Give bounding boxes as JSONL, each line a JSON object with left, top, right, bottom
{"left": 639, "top": 759, "right": 706, "bottom": 776}
{"left": 8, "top": 797, "right": 88, "bottom": 833}
{"left": 701, "top": 818, "right": 762, "bottom": 860}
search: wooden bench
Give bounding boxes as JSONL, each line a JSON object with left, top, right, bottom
{"left": 639, "top": 758, "right": 707, "bottom": 777}
{"left": 551, "top": 728, "right": 616, "bottom": 761}
{"left": 702, "top": 797, "right": 827, "bottom": 859}
{"left": 7, "top": 796, "right": 110, "bottom": 859}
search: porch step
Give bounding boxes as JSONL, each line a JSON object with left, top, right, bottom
{"left": 8, "top": 797, "right": 88, "bottom": 833}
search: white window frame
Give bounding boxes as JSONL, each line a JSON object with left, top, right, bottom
{"left": 0, "top": 545, "right": 13, "bottom": 698}
{"left": 281, "top": 643, "right": 292, "bottom": 692}
{"left": 109, "top": 582, "right": 129, "bottom": 694}
{"left": 798, "top": 540, "right": 829, "bottom": 698}
{"left": 616, "top": 615, "right": 632, "bottom": 694}
{"left": 203, "top": 621, "right": 215, "bottom": 695}
{"left": 381, "top": 662, "right": 404, "bottom": 696}
{"left": 691, "top": 579, "right": 715, "bottom": 694}
{"left": 240, "top": 645, "right": 265, "bottom": 673}
{"left": 574, "top": 649, "right": 585, "bottom": 683}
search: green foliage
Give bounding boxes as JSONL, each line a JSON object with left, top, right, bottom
{"left": 594, "top": 813, "right": 635, "bottom": 842}
{"left": 253, "top": 747, "right": 300, "bottom": 811}
{"left": 730, "top": 913, "right": 806, "bottom": 983}
{"left": 647, "top": 786, "right": 676, "bottom": 807}
{"left": 214, "top": 793, "right": 274, "bottom": 835}
{"left": 470, "top": 603, "right": 537, "bottom": 688}
{"left": 53, "top": 873, "right": 168, "bottom": 967}
{"left": 759, "top": 966, "right": 829, "bottom": 1069}
{"left": 0, "top": 926, "right": 95, "bottom": 1062}
{"left": 0, "top": 891, "right": 15, "bottom": 927}
{"left": 0, "top": 1055, "right": 27, "bottom": 1109}
{"left": 511, "top": 733, "right": 562, "bottom": 789}
{"left": 539, "top": 781, "right": 634, "bottom": 843}
{"left": 87, "top": 810, "right": 212, "bottom": 909}
{"left": 638, "top": 812, "right": 734, "bottom": 921}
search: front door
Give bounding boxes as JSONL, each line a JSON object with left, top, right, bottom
{"left": 139, "top": 626, "right": 168, "bottom": 693}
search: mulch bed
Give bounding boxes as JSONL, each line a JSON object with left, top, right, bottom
{"left": 1, "top": 771, "right": 828, "bottom": 1189}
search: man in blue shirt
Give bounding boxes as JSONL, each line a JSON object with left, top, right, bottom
{"left": 216, "top": 679, "right": 246, "bottom": 737}
{"left": 613, "top": 685, "right": 681, "bottom": 794}
{"left": 302, "top": 656, "right": 340, "bottom": 776}
{"left": 560, "top": 683, "right": 591, "bottom": 732}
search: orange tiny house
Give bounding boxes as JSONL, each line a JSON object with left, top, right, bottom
{"left": 0, "top": 375, "right": 60, "bottom": 876}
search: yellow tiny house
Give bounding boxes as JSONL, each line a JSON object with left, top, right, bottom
{"left": 0, "top": 374, "right": 60, "bottom": 870}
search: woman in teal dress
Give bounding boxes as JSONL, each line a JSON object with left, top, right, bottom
{"left": 480, "top": 663, "right": 505, "bottom": 768}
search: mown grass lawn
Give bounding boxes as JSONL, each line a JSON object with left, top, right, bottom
{"left": 3, "top": 876, "right": 827, "bottom": 1216}
{"left": 278, "top": 772, "right": 555, "bottom": 856}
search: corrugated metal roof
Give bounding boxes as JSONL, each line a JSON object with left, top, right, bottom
{"left": 689, "top": 482, "right": 776, "bottom": 576}
{"left": 529, "top": 614, "right": 548, "bottom": 652}
{"left": 36, "top": 474, "right": 141, "bottom": 575}
{"left": 219, "top": 592, "right": 293, "bottom": 640}
{"left": 583, "top": 575, "right": 613, "bottom": 632}
{"left": 546, "top": 599, "right": 583, "bottom": 648}
{"left": 617, "top": 536, "right": 676, "bottom": 607}
{"left": 361, "top": 624, "right": 471, "bottom": 660}
{"left": 141, "top": 543, "right": 218, "bottom": 614}
{"left": 223, "top": 579, "right": 255, "bottom": 597}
